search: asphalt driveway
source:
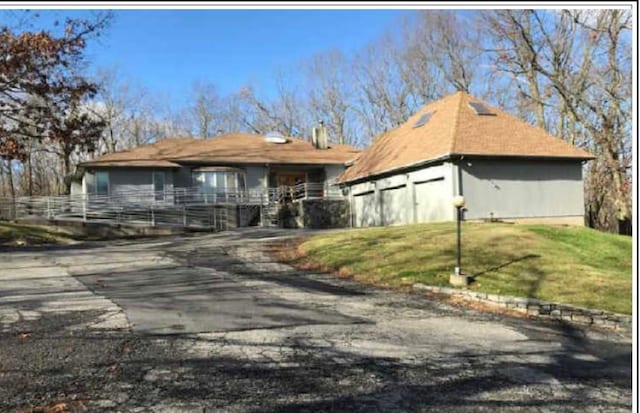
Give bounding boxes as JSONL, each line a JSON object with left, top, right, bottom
{"left": 0, "top": 228, "right": 632, "bottom": 412}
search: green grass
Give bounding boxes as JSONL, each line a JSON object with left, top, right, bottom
{"left": 299, "top": 222, "right": 632, "bottom": 314}
{"left": 0, "top": 222, "right": 78, "bottom": 247}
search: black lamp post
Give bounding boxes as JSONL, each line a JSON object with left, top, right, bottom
{"left": 450, "top": 195, "right": 469, "bottom": 286}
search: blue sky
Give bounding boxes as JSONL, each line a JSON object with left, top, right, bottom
{"left": 6, "top": 9, "right": 410, "bottom": 104}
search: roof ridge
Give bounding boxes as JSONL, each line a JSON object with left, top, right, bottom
{"left": 448, "top": 91, "right": 466, "bottom": 154}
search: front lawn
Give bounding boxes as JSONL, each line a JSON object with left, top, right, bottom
{"left": 0, "top": 222, "right": 78, "bottom": 247}
{"left": 295, "top": 222, "right": 632, "bottom": 314}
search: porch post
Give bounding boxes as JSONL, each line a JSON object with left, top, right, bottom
{"left": 259, "top": 192, "right": 265, "bottom": 227}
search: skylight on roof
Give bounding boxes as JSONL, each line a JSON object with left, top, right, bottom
{"left": 468, "top": 102, "right": 496, "bottom": 116}
{"left": 413, "top": 111, "right": 435, "bottom": 128}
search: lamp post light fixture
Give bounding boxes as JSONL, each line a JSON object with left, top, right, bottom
{"left": 450, "top": 195, "right": 471, "bottom": 287}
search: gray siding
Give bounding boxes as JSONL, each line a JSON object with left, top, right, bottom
{"left": 173, "top": 167, "right": 193, "bottom": 188}
{"left": 460, "top": 159, "right": 585, "bottom": 220}
{"left": 84, "top": 164, "right": 333, "bottom": 195}
{"left": 70, "top": 180, "right": 83, "bottom": 197}
{"left": 324, "top": 165, "right": 345, "bottom": 187}
{"left": 83, "top": 171, "right": 95, "bottom": 194}
{"left": 347, "top": 159, "right": 585, "bottom": 227}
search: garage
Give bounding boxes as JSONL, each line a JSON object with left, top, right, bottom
{"left": 353, "top": 191, "right": 377, "bottom": 227}
{"left": 381, "top": 185, "right": 408, "bottom": 226}
{"left": 414, "top": 178, "right": 450, "bottom": 223}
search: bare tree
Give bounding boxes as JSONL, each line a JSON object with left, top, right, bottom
{"left": 303, "top": 50, "right": 355, "bottom": 145}
{"left": 352, "top": 32, "right": 417, "bottom": 140}
{"left": 480, "top": 9, "right": 632, "bottom": 233}
{"left": 94, "top": 69, "right": 127, "bottom": 153}
{"left": 124, "top": 105, "right": 166, "bottom": 147}
{"left": 480, "top": 10, "right": 551, "bottom": 129}
{"left": 412, "top": 11, "right": 481, "bottom": 93}
{"left": 92, "top": 68, "right": 152, "bottom": 152}
{"left": 235, "top": 69, "right": 310, "bottom": 137}
{"left": 189, "top": 81, "right": 221, "bottom": 138}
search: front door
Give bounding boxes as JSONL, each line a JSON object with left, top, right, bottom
{"left": 275, "top": 172, "right": 306, "bottom": 201}
{"left": 276, "top": 172, "right": 305, "bottom": 187}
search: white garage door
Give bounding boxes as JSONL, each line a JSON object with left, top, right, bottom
{"left": 415, "top": 178, "right": 450, "bottom": 223}
{"left": 353, "top": 191, "right": 377, "bottom": 227}
{"left": 381, "top": 185, "right": 408, "bottom": 226}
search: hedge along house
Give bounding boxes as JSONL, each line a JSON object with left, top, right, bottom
{"left": 75, "top": 131, "right": 359, "bottom": 228}
{"left": 337, "top": 91, "right": 594, "bottom": 228}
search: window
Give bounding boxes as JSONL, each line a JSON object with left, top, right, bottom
{"left": 413, "top": 111, "right": 435, "bottom": 128}
{"left": 468, "top": 102, "right": 495, "bottom": 116}
{"left": 153, "top": 171, "right": 165, "bottom": 201}
{"left": 192, "top": 168, "right": 246, "bottom": 199}
{"left": 95, "top": 171, "right": 109, "bottom": 196}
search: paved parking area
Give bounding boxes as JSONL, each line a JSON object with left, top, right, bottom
{"left": 0, "top": 228, "right": 632, "bottom": 412}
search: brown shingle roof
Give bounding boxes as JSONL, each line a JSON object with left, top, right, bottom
{"left": 81, "top": 133, "right": 360, "bottom": 168}
{"left": 338, "top": 91, "right": 594, "bottom": 184}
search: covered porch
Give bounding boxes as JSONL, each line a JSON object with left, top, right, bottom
{"left": 267, "top": 165, "right": 342, "bottom": 202}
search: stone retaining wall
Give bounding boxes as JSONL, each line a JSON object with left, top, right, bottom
{"left": 300, "top": 199, "right": 350, "bottom": 229}
{"left": 413, "top": 283, "right": 631, "bottom": 332}
{"left": 279, "top": 199, "right": 350, "bottom": 229}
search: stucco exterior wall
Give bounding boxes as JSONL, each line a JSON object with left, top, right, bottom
{"left": 459, "top": 159, "right": 585, "bottom": 221}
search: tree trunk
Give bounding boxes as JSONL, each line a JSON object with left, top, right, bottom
{"left": 63, "top": 153, "right": 72, "bottom": 195}
{"left": 27, "top": 151, "right": 33, "bottom": 196}
{"left": 107, "top": 125, "right": 117, "bottom": 153}
{"left": 7, "top": 160, "right": 16, "bottom": 220}
{"left": 0, "top": 160, "right": 5, "bottom": 198}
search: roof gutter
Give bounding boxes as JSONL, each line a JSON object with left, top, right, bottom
{"left": 338, "top": 152, "right": 595, "bottom": 186}
{"left": 338, "top": 153, "right": 453, "bottom": 186}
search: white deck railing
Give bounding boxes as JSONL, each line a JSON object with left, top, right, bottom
{"left": 0, "top": 183, "right": 344, "bottom": 227}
